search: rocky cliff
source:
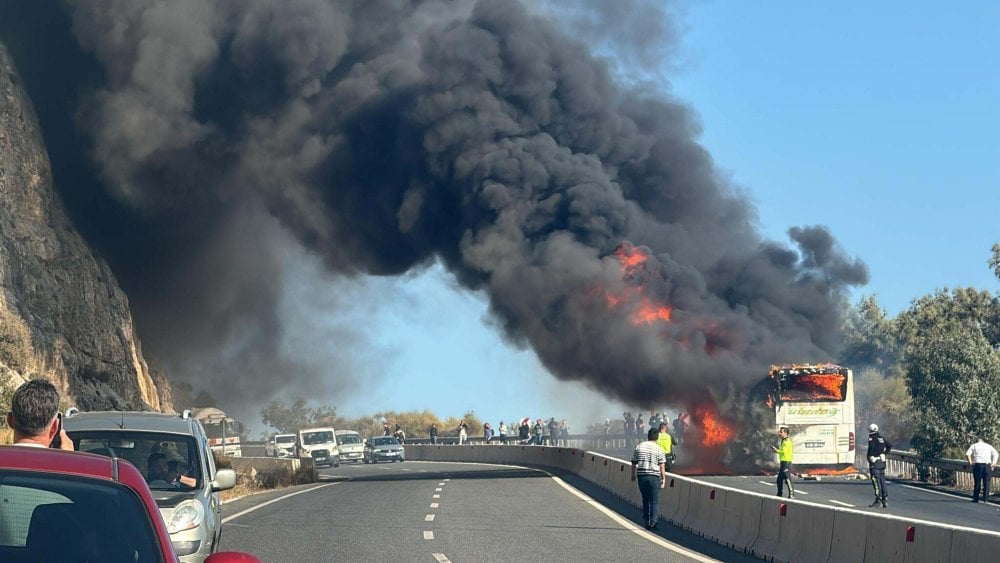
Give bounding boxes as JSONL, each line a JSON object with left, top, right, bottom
{"left": 0, "top": 42, "right": 168, "bottom": 411}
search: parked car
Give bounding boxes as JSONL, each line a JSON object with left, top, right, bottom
{"left": 364, "top": 436, "right": 405, "bottom": 463}
{"left": 65, "top": 410, "right": 238, "bottom": 563}
{"left": 265, "top": 434, "right": 298, "bottom": 458}
{"left": 298, "top": 427, "right": 340, "bottom": 468}
{"left": 0, "top": 445, "right": 258, "bottom": 563}
{"left": 334, "top": 430, "right": 364, "bottom": 463}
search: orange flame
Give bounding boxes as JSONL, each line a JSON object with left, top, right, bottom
{"left": 696, "top": 407, "right": 734, "bottom": 447}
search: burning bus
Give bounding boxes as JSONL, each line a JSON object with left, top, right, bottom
{"left": 769, "top": 364, "right": 855, "bottom": 469}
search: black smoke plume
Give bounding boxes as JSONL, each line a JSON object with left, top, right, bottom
{"left": 0, "top": 1, "right": 867, "bottom": 418}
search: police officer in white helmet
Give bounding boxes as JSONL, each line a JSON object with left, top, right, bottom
{"left": 867, "top": 423, "right": 893, "bottom": 508}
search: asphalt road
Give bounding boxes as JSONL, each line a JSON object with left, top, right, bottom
{"left": 218, "top": 460, "right": 761, "bottom": 562}
{"left": 696, "top": 474, "right": 1000, "bottom": 532}
{"left": 590, "top": 445, "right": 1000, "bottom": 533}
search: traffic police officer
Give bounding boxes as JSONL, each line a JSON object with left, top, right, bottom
{"left": 867, "top": 423, "right": 892, "bottom": 508}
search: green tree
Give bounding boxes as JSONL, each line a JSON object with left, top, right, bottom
{"left": 260, "top": 399, "right": 338, "bottom": 434}
{"left": 902, "top": 311, "right": 1000, "bottom": 459}
{"left": 990, "top": 242, "right": 1000, "bottom": 280}
{"left": 840, "top": 295, "right": 900, "bottom": 370}
{"left": 853, "top": 367, "right": 914, "bottom": 448}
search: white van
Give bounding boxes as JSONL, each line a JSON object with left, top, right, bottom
{"left": 298, "top": 427, "right": 340, "bottom": 468}
{"left": 335, "top": 430, "right": 364, "bottom": 463}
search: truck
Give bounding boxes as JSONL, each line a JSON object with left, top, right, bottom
{"left": 190, "top": 407, "right": 244, "bottom": 457}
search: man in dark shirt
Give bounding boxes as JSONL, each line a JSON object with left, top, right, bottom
{"left": 867, "top": 423, "right": 892, "bottom": 508}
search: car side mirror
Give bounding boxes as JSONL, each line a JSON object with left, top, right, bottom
{"left": 205, "top": 552, "right": 261, "bottom": 563}
{"left": 212, "top": 469, "right": 237, "bottom": 492}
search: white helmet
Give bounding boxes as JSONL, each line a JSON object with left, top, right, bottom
{"left": 868, "top": 423, "right": 878, "bottom": 432}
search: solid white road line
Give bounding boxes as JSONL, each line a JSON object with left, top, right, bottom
{"left": 899, "top": 483, "right": 968, "bottom": 500}
{"left": 430, "top": 503, "right": 439, "bottom": 508}
{"left": 829, "top": 500, "right": 855, "bottom": 508}
{"left": 222, "top": 483, "right": 337, "bottom": 524}
{"left": 432, "top": 554, "right": 451, "bottom": 562}
{"left": 423, "top": 531, "right": 434, "bottom": 540}
{"left": 425, "top": 514, "right": 436, "bottom": 522}
{"left": 546, "top": 474, "right": 720, "bottom": 562}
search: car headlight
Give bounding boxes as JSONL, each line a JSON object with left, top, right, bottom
{"left": 167, "top": 500, "right": 205, "bottom": 534}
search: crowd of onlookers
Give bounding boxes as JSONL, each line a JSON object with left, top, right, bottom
{"left": 384, "top": 410, "right": 689, "bottom": 448}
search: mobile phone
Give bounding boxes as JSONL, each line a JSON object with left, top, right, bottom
{"left": 50, "top": 413, "right": 63, "bottom": 449}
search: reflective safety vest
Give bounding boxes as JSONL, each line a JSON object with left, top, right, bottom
{"left": 657, "top": 433, "right": 673, "bottom": 454}
{"left": 777, "top": 437, "right": 793, "bottom": 462}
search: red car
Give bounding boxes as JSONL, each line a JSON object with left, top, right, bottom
{"left": 0, "top": 446, "right": 258, "bottom": 563}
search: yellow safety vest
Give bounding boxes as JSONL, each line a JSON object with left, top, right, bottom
{"left": 777, "top": 437, "right": 793, "bottom": 462}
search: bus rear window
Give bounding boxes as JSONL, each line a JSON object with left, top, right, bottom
{"left": 777, "top": 372, "right": 847, "bottom": 402}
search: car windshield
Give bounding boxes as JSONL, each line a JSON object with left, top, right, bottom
{"left": 275, "top": 436, "right": 296, "bottom": 444}
{"left": 71, "top": 432, "right": 202, "bottom": 491}
{"left": 301, "top": 431, "right": 333, "bottom": 445}
{"left": 0, "top": 471, "right": 163, "bottom": 562}
{"left": 338, "top": 434, "right": 362, "bottom": 445}
{"left": 371, "top": 437, "right": 399, "bottom": 446}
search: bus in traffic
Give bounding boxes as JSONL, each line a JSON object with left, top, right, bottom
{"left": 771, "top": 363, "right": 855, "bottom": 468}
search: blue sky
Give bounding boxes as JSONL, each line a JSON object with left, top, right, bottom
{"left": 314, "top": 3, "right": 1000, "bottom": 431}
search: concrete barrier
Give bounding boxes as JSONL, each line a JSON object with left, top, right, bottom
{"left": 827, "top": 508, "right": 869, "bottom": 563}
{"left": 404, "top": 445, "right": 1000, "bottom": 562}
{"left": 717, "top": 489, "right": 762, "bottom": 552}
{"left": 772, "top": 501, "right": 834, "bottom": 563}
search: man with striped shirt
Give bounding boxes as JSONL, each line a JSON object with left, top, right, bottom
{"left": 631, "top": 428, "right": 667, "bottom": 530}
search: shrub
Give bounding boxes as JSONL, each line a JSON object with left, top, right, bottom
{"left": 0, "top": 308, "right": 32, "bottom": 372}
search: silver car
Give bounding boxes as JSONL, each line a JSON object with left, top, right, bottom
{"left": 364, "top": 436, "right": 405, "bottom": 463}
{"left": 65, "top": 410, "right": 237, "bottom": 563}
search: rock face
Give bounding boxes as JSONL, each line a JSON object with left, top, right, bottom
{"left": 0, "top": 42, "right": 167, "bottom": 411}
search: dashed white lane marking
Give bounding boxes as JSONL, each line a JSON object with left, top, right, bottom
{"left": 432, "top": 554, "right": 451, "bottom": 563}
{"left": 438, "top": 482, "right": 446, "bottom": 486}
{"left": 430, "top": 503, "right": 439, "bottom": 508}
{"left": 757, "top": 481, "right": 771, "bottom": 486}
{"left": 829, "top": 500, "right": 855, "bottom": 508}
{"left": 435, "top": 487, "right": 443, "bottom": 492}
{"left": 222, "top": 483, "right": 337, "bottom": 524}
{"left": 425, "top": 514, "right": 436, "bottom": 522}
{"left": 433, "top": 494, "right": 441, "bottom": 498}
{"left": 443, "top": 479, "right": 450, "bottom": 481}
{"left": 423, "top": 531, "right": 434, "bottom": 540}
{"left": 546, "top": 473, "right": 719, "bottom": 562}
{"left": 796, "top": 490, "right": 809, "bottom": 495}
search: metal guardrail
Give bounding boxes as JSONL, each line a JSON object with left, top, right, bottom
{"left": 886, "top": 450, "right": 999, "bottom": 493}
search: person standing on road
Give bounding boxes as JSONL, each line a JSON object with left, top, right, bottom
{"left": 430, "top": 424, "right": 438, "bottom": 444}
{"left": 604, "top": 418, "right": 612, "bottom": 448}
{"left": 771, "top": 426, "right": 794, "bottom": 499}
{"left": 6, "top": 379, "right": 74, "bottom": 450}
{"left": 866, "top": 423, "right": 892, "bottom": 508}
{"left": 498, "top": 420, "right": 508, "bottom": 444}
{"left": 624, "top": 412, "right": 635, "bottom": 446}
{"left": 966, "top": 437, "right": 999, "bottom": 503}
{"left": 458, "top": 420, "right": 468, "bottom": 445}
{"left": 631, "top": 428, "right": 667, "bottom": 531}
{"left": 559, "top": 419, "right": 569, "bottom": 446}
{"left": 656, "top": 423, "right": 675, "bottom": 472}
